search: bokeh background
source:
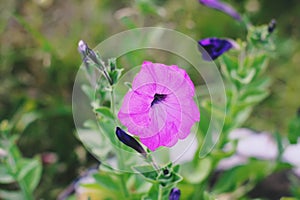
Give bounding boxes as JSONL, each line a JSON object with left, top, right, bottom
{"left": 1, "top": 0, "right": 299, "bottom": 198}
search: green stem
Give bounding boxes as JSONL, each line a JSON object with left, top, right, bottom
{"left": 109, "top": 85, "right": 129, "bottom": 198}
{"left": 120, "top": 173, "right": 129, "bottom": 197}
{"left": 110, "top": 87, "right": 116, "bottom": 116}
{"left": 158, "top": 185, "right": 163, "bottom": 200}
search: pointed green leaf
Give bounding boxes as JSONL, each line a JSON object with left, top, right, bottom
{"left": 94, "top": 106, "right": 115, "bottom": 120}
{"left": 133, "top": 165, "right": 158, "bottom": 183}
{"left": 93, "top": 172, "right": 120, "bottom": 191}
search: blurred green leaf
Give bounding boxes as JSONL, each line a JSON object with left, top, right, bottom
{"left": 133, "top": 165, "right": 158, "bottom": 183}
{"left": 143, "top": 184, "right": 159, "bottom": 200}
{"left": 93, "top": 172, "right": 121, "bottom": 191}
{"left": 0, "top": 165, "right": 14, "bottom": 184}
{"left": 251, "top": 53, "right": 268, "bottom": 75}
{"left": 79, "top": 183, "right": 119, "bottom": 199}
{"left": 82, "top": 84, "right": 95, "bottom": 101}
{"left": 181, "top": 157, "right": 211, "bottom": 184}
{"left": 94, "top": 106, "right": 115, "bottom": 120}
{"left": 109, "top": 68, "right": 124, "bottom": 85}
{"left": 0, "top": 189, "right": 23, "bottom": 200}
{"left": 17, "top": 157, "right": 42, "bottom": 192}
{"left": 75, "top": 128, "right": 112, "bottom": 160}
{"left": 213, "top": 160, "right": 274, "bottom": 194}
{"left": 136, "top": 0, "right": 158, "bottom": 15}
{"left": 157, "top": 169, "right": 182, "bottom": 187}
{"left": 288, "top": 115, "right": 300, "bottom": 144}
{"left": 98, "top": 118, "right": 119, "bottom": 147}
{"left": 13, "top": 14, "right": 56, "bottom": 54}
{"left": 203, "top": 191, "right": 217, "bottom": 200}
{"left": 120, "top": 16, "right": 138, "bottom": 29}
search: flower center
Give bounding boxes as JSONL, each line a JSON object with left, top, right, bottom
{"left": 151, "top": 93, "right": 167, "bottom": 107}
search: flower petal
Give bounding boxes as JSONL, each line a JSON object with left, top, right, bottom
{"left": 133, "top": 61, "right": 194, "bottom": 96}
{"left": 140, "top": 121, "right": 178, "bottom": 151}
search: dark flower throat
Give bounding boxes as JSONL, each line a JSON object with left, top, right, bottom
{"left": 151, "top": 93, "right": 167, "bottom": 107}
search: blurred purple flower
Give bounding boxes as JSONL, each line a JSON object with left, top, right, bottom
{"left": 116, "top": 127, "right": 147, "bottom": 157}
{"left": 169, "top": 187, "right": 181, "bottom": 200}
{"left": 118, "top": 61, "right": 200, "bottom": 151}
{"left": 199, "top": 0, "right": 241, "bottom": 21}
{"left": 268, "top": 19, "right": 276, "bottom": 33}
{"left": 198, "top": 37, "right": 235, "bottom": 60}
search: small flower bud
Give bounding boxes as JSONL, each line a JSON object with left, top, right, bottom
{"left": 116, "top": 127, "right": 147, "bottom": 157}
{"left": 78, "top": 40, "right": 88, "bottom": 56}
{"left": 169, "top": 187, "right": 181, "bottom": 200}
{"left": 77, "top": 40, "right": 100, "bottom": 66}
{"left": 268, "top": 19, "right": 276, "bottom": 33}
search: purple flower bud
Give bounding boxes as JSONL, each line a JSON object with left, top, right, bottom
{"left": 199, "top": 0, "right": 241, "bottom": 21}
{"left": 78, "top": 40, "right": 88, "bottom": 56}
{"left": 198, "top": 37, "right": 236, "bottom": 61}
{"left": 268, "top": 19, "right": 276, "bottom": 33}
{"left": 77, "top": 40, "right": 100, "bottom": 66}
{"left": 116, "top": 127, "right": 147, "bottom": 157}
{"left": 169, "top": 187, "right": 181, "bottom": 200}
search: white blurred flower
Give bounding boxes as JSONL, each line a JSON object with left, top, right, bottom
{"left": 0, "top": 148, "right": 7, "bottom": 158}
{"left": 282, "top": 139, "right": 300, "bottom": 176}
{"left": 217, "top": 155, "right": 247, "bottom": 170}
{"left": 230, "top": 128, "right": 278, "bottom": 160}
{"left": 218, "top": 128, "right": 278, "bottom": 170}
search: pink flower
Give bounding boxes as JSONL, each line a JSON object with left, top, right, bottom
{"left": 118, "top": 61, "right": 200, "bottom": 151}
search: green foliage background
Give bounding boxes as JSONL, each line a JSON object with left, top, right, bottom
{"left": 0, "top": 0, "right": 299, "bottom": 198}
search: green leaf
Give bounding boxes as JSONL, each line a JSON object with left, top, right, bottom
{"left": 83, "top": 120, "right": 98, "bottom": 130}
{"left": 75, "top": 128, "right": 113, "bottom": 160}
{"left": 220, "top": 54, "right": 238, "bottom": 81}
{"left": 142, "top": 184, "right": 159, "bottom": 200}
{"left": 120, "top": 16, "right": 137, "bottom": 29}
{"left": 93, "top": 172, "right": 120, "bottom": 191}
{"left": 181, "top": 157, "right": 211, "bottom": 184}
{"left": 231, "top": 68, "right": 256, "bottom": 85}
{"left": 124, "top": 82, "right": 132, "bottom": 89}
{"left": 133, "top": 165, "right": 158, "bottom": 183}
{"left": 79, "top": 183, "right": 119, "bottom": 199}
{"left": 136, "top": 0, "right": 158, "bottom": 15}
{"left": 17, "top": 157, "right": 42, "bottom": 192}
{"left": 156, "top": 163, "right": 182, "bottom": 187}
{"left": 251, "top": 53, "right": 268, "bottom": 75}
{"left": 108, "top": 58, "right": 116, "bottom": 71}
{"left": 288, "top": 116, "right": 300, "bottom": 144}
{"left": 0, "top": 189, "right": 23, "bottom": 200}
{"left": 203, "top": 191, "right": 217, "bottom": 200}
{"left": 213, "top": 160, "right": 274, "bottom": 193}
{"left": 109, "top": 68, "right": 123, "bottom": 85}
{"left": 0, "top": 165, "right": 14, "bottom": 184}
{"left": 94, "top": 107, "right": 115, "bottom": 120}
{"left": 126, "top": 173, "right": 152, "bottom": 194}
{"left": 81, "top": 84, "right": 95, "bottom": 101}
{"left": 275, "top": 131, "right": 284, "bottom": 160}
{"left": 97, "top": 118, "right": 119, "bottom": 147}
